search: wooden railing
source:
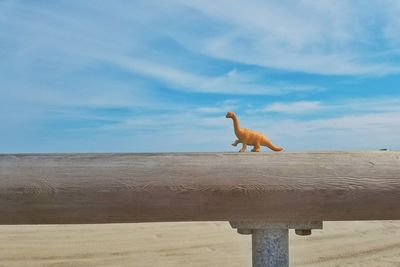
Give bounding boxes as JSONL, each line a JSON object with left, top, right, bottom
{"left": 0, "top": 152, "right": 399, "bottom": 224}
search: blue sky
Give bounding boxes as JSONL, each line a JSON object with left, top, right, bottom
{"left": 1, "top": 0, "right": 400, "bottom": 152}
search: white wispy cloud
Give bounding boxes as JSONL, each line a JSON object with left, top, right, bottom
{"left": 195, "top": 99, "right": 239, "bottom": 114}
{"left": 103, "top": 56, "right": 319, "bottom": 95}
{"left": 280, "top": 112, "right": 400, "bottom": 150}
{"left": 263, "top": 101, "right": 322, "bottom": 114}
{"left": 175, "top": 0, "right": 400, "bottom": 75}
{"left": 257, "top": 96, "right": 400, "bottom": 115}
{"left": 0, "top": 1, "right": 320, "bottom": 97}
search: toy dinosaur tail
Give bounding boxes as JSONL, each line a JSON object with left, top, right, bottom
{"left": 268, "top": 144, "right": 283, "bottom": 152}
{"left": 262, "top": 138, "right": 283, "bottom": 152}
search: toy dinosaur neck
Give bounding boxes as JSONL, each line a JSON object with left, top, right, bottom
{"left": 231, "top": 114, "right": 243, "bottom": 137}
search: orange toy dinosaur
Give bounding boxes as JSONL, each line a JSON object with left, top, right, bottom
{"left": 226, "top": 111, "right": 283, "bottom": 152}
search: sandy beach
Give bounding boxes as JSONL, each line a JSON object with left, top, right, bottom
{"left": 0, "top": 221, "right": 399, "bottom": 267}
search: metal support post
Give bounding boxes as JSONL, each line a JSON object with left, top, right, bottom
{"left": 230, "top": 221, "right": 323, "bottom": 267}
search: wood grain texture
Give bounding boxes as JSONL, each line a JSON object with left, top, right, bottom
{"left": 0, "top": 152, "right": 399, "bottom": 224}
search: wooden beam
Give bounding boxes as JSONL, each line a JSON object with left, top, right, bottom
{"left": 0, "top": 152, "right": 399, "bottom": 224}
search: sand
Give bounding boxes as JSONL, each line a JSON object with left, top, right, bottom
{"left": 0, "top": 221, "right": 399, "bottom": 267}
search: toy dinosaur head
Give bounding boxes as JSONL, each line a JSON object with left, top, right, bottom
{"left": 225, "top": 111, "right": 235, "bottom": 118}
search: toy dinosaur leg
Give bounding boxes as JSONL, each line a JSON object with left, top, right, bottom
{"left": 251, "top": 143, "right": 261, "bottom": 152}
{"left": 239, "top": 143, "right": 247, "bottom": 152}
{"left": 232, "top": 139, "right": 241, "bottom": 146}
